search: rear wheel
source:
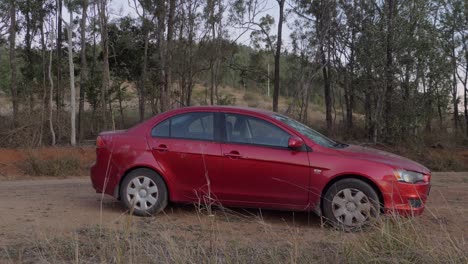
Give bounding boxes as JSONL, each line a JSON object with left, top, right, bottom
{"left": 322, "top": 179, "right": 380, "bottom": 230}
{"left": 120, "top": 168, "right": 168, "bottom": 216}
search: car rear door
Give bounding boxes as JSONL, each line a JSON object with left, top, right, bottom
{"left": 213, "top": 113, "right": 311, "bottom": 209}
{"left": 147, "top": 111, "right": 223, "bottom": 203}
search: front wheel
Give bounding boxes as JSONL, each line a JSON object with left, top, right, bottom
{"left": 120, "top": 168, "right": 168, "bottom": 216}
{"left": 322, "top": 179, "right": 380, "bottom": 230}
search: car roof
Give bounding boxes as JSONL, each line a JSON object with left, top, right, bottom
{"left": 175, "top": 105, "right": 277, "bottom": 117}
{"left": 128, "top": 105, "right": 283, "bottom": 134}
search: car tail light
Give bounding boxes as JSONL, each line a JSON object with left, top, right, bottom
{"left": 96, "top": 136, "right": 105, "bottom": 148}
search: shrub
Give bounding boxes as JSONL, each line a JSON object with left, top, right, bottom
{"left": 218, "top": 94, "right": 236, "bottom": 105}
{"left": 20, "top": 154, "right": 82, "bottom": 176}
{"left": 243, "top": 92, "right": 259, "bottom": 107}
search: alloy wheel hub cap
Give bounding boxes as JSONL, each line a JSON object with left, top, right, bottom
{"left": 331, "top": 188, "right": 373, "bottom": 227}
{"left": 139, "top": 189, "right": 147, "bottom": 197}
{"left": 346, "top": 202, "right": 357, "bottom": 212}
{"left": 126, "top": 176, "right": 159, "bottom": 211}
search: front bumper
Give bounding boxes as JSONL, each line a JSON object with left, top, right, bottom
{"left": 384, "top": 180, "right": 431, "bottom": 216}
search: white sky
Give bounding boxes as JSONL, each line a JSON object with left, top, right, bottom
{"left": 108, "top": 0, "right": 294, "bottom": 48}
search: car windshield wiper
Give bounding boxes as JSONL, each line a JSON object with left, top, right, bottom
{"left": 333, "top": 142, "right": 349, "bottom": 148}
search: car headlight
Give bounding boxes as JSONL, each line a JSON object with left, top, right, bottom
{"left": 394, "top": 169, "right": 424, "bottom": 183}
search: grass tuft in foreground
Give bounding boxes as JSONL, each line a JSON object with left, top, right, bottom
{"left": 1, "top": 208, "right": 467, "bottom": 264}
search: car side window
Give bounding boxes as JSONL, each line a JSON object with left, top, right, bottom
{"left": 152, "top": 112, "right": 214, "bottom": 141}
{"left": 225, "top": 114, "right": 290, "bottom": 147}
{"left": 152, "top": 119, "right": 170, "bottom": 137}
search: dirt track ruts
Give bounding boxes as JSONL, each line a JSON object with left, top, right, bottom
{"left": 1, "top": 172, "right": 467, "bottom": 247}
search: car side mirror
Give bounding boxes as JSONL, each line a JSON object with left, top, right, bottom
{"left": 288, "top": 136, "right": 304, "bottom": 149}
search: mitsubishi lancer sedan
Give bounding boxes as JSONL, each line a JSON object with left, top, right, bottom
{"left": 90, "top": 106, "right": 431, "bottom": 229}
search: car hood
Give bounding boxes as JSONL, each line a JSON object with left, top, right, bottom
{"left": 337, "top": 145, "right": 430, "bottom": 174}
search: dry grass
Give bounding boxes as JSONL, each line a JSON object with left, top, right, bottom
{"left": 369, "top": 143, "right": 468, "bottom": 172}
{"left": 1, "top": 206, "right": 466, "bottom": 264}
{"left": 343, "top": 216, "right": 467, "bottom": 263}
{"left": 19, "top": 154, "right": 82, "bottom": 177}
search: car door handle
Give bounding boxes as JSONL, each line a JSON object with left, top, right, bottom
{"left": 153, "top": 144, "right": 168, "bottom": 152}
{"left": 223, "top": 151, "right": 243, "bottom": 159}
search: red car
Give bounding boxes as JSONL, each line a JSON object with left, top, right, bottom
{"left": 90, "top": 106, "right": 431, "bottom": 229}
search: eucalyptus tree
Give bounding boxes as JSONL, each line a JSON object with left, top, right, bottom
{"left": 47, "top": 16, "right": 56, "bottom": 145}
{"left": 230, "top": 0, "right": 286, "bottom": 112}
{"left": 64, "top": 0, "right": 80, "bottom": 146}
{"left": 175, "top": 0, "right": 208, "bottom": 106}
{"left": 204, "top": 0, "right": 225, "bottom": 105}
{"left": 0, "top": 2, "right": 9, "bottom": 41}
{"left": 108, "top": 16, "right": 145, "bottom": 126}
{"left": 292, "top": 0, "right": 339, "bottom": 131}
{"left": 8, "top": 0, "right": 17, "bottom": 127}
{"left": 97, "top": 0, "right": 110, "bottom": 127}
{"left": 338, "top": 0, "right": 360, "bottom": 130}
{"left": 56, "top": 0, "right": 63, "bottom": 140}
{"left": 129, "top": 0, "right": 157, "bottom": 121}
{"left": 78, "top": 0, "right": 88, "bottom": 141}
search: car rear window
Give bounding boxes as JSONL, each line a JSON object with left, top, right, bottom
{"left": 151, "top": 112, "right": 214, "bottom": 141}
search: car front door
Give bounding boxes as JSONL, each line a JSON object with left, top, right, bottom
{"left": 213, "top": 113, "right": 311, "bottom": 209}
{"left": 147, "top": 111, "right": 223, "bottom": 203}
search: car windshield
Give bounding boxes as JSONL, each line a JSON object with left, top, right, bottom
{"left": 272, "top": 114, "right": 347, "bottom": 148}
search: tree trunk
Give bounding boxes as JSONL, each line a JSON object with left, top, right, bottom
{"left": 117, "top": 86, "right": 125, "bottom": 127}
{"left": 451, "top": 30, "right": 458, "bottom": 131}
{"left": 165, "top": 0, "right": 176, "bottom": 109}
{"left": 321, "top": 43, "right": 332, "bottom": 131}
{"left": 345, "top": 0, "right": 357, "bottom": 130}
{"left": 57, "top": 0, "right": 63, "bottom": 141}
{"left": 457, "top": 41, "right": 468, "bottom": 137}
{"left": 463, "top": 49, "right": 468, "bottom": 137}
{"left": 465, "top": 83, "right": 468, "bottom": 137}
{"left": 49, "top": 22, "right": 56, "bottom": 146}
{"left": 272, "top": 0, "right": 285, "bottom": 112}
{"left": 185, "top": 0, "right": 195, "bottom": 106}
{"left": 402, "top": 50, "right": 412, "bottom": 137}
{"left": 8, "top": 0, "right": 18, "bottom": 127}
{"left": 139, "top": 29, "right": 149, "bottom": 122}
{"left": 39, "top": 18, "right": 47, "bottom": 146}
{"left": 425, "top": 76, "right": 433, "bottom": 132}
{"left": 25, "top": 0, "right": 35, "bottom": 114}
{"left": 436, "top": 84, "right": 443, "bottom": 129}
{"left": 208, "top": 0, "right": 219, "bottom": 105}
{"left": 78, "top": 0, "right": 88, "bottom": 142}
{"left": 68, "top": 10, "right": 76, "bottom": 146}
{"left": 324, "top": 69, "right": 332, "bottom": 132}
{"left": 365, "top": 86, "right": 372, "bottom": 140}
{"left": 384, "top": 0, "right": 395, "bottom": 139}
{"left": 99, "top": 0, "right": 110, "bottom": 127}
{"left": 156, "top": 0, "right": 167, "bottom": 112}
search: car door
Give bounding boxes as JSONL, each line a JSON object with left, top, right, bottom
{"left": 214, "top": 113, "right": 311, "bottom": 208}
{"left": 147, "top": 111, "right": 223, "bottom": 203}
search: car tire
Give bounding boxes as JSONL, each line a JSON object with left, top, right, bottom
{"left": 120, "top": 168, "right": 168, "bottom": 216}
{"left": 322, "top": 178, "right": 380, "bottom": 231}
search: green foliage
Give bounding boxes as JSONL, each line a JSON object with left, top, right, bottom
{"left": 108, "top": 16, "right": 145, "bottom": 81}
{"left": 0, "top": 45, "right": 10, "bottom": 94}
{"left": 0, "top": 0, "right": 467, "bottom": 146}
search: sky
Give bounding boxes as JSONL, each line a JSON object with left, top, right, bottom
{"left": 108, "top": 0, "right": 294, "bottom": 48}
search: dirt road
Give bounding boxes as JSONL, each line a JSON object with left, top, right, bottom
{"left": 0, "top": 178, "right": 124, "bottom": 246}
{"left": 1, "top": 172, "right": 467, "bottom": 248}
